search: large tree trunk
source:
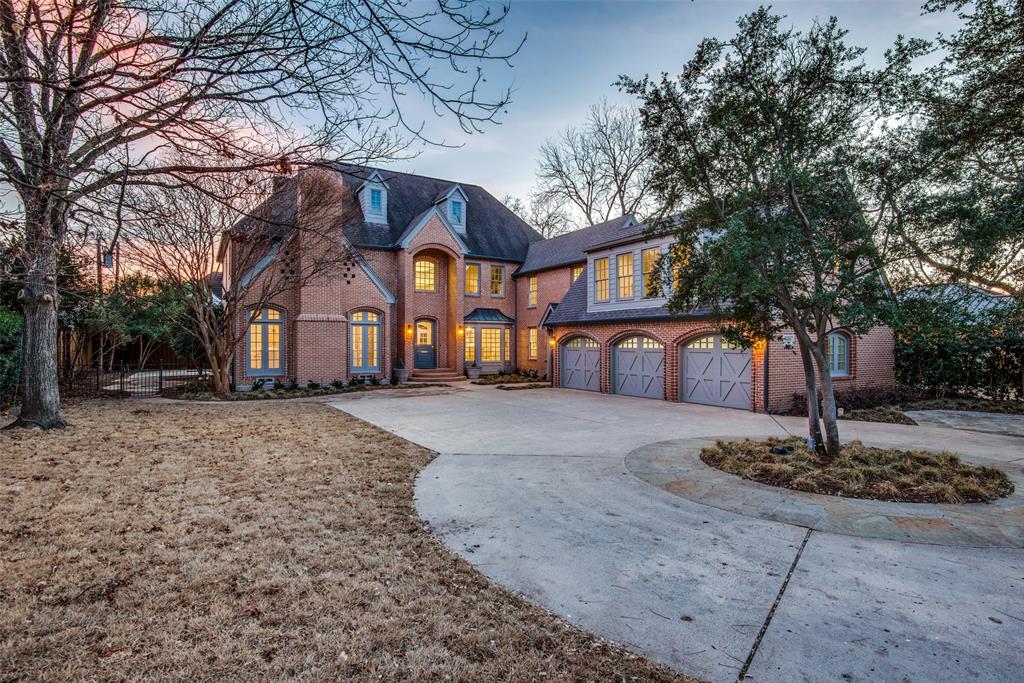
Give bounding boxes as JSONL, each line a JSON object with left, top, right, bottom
{"left": 813, "top": 344, "right": 842, "bottom": 459}
{"left": 797, "top": 337, "right": 825, "bottom": 455}
{"left": 13, "top": 236, "right": 67, "bottom": 429}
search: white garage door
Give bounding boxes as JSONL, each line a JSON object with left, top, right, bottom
{"left": 560, "top": 337, "right": 600, "bottom": 391}
{"left": 613, "top": 337, "right": 664, "bottom": 399}
{"left": 680, "top": 335, "right": 752, "bottom": 409}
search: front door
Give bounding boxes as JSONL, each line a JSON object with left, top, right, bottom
{"left": 414, "top": 319, "right": 436, "bottom": 369}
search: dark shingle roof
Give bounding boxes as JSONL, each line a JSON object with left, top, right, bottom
{"left": 333, "top": 164, "right": 543, "bottom": 261}
{"left": 464, "top": 307, "right": 515, "bottom": 323}
{"left": 516, "top": 216, "right": 637, "bottom": 276}
{"left": 229, "top": 176, "right": 298, "bottom": 239}
{"left": 544, "top": 266, "right": 712, "bottom": 326}
{"left": 899, "top": 284, "right": 1013, "bottom": 315}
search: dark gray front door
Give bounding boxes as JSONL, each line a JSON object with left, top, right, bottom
{"left": 414, "top": 319, "right": 436, "bottom": 369}
{"left": 680, "top": 335, "right": 752, "bottom": 409}
{"left": 613, "top": 337, "right": 664, "bottom": 399}
{"left": 560, "top": 337, "right": 600, "bottom": 391}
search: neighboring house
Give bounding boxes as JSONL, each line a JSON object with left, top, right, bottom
{"left": 221, "top": 165, "right": 894, "bottom": 411}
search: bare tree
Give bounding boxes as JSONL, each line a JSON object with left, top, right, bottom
{"left": 501, "top": 191, "right": 572, "bottom": 238}
{"left": 0, "top": 0, "right": 522, "bottom": 428}
{"left": 535, "top": 99, "right": 655, "bottom": 228}
{"left": 121, "top": 168, "right": 358, "bottom": 397}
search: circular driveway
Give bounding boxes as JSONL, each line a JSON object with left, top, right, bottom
{"left": 332, "top": 385, "right": 1024, "bottom": 683}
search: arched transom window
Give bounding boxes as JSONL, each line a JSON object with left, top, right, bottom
{"left": 248, "top": 308, "right": 283, "bottom": 375}
{"left": 351, "top": 310, "right": 381, "bottom": 373}
{"left": 827, "top": 332, "right": 850, "bottom": 377}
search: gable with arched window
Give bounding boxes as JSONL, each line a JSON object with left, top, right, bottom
{"left": 827, "top": 331, "right": 850, "bottom": 377}
{"left": 248, "top": 307, "right": 284, "bottom": 375}
{"left": 350, "top": 310, "right": 381, "bottom": 373}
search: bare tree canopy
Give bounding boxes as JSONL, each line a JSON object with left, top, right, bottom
{"left": 0, "top": 0, "right": 522, "bottom": 427}
{"left": 501, "top": 191, "right": 571, "bottom": 238}
{"left": 534, "top": 99, "right": 655, "bottom": 229}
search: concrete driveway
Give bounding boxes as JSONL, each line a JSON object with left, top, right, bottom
{"left": 331, "top": 385, "right": 1024, "bottom": 683}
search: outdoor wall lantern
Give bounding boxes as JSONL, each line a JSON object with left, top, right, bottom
{"left": 405, "top": 324, "right": 413, "bottom": 339}
{"left": 457, "top": 324, "right": 464, "bottom": 337}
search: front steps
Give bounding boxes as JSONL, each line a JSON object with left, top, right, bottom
{"left": 408, "top": 367, "right": 467, "bottom": 383}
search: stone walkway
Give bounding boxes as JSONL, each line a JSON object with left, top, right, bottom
{"left": 907, "top": 409, "right": 1024, "bottom": 437}
{"left": 626, "top": 438, "right": 1024, "bottom": 548}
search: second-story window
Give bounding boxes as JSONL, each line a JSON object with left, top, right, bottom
{"left": 465, "top": 263, "right": 480, "bottom": 295}
{"left": 594, "top": 257, "right": 609, "bottom": 301}
{"left": 642, "top": 247, "right": 660, "bottom": 298}
{"left": 370, "top": 188, "right": 383, "bottom": 213}
{"left": 451, "top": 200, "right": 463, "bottom": 223}
{"left": 617, "top": 253, "right": 634, "bottom": 299}
{"left": 415, "top": 258, "right": 435, "bottom": 291}
{"left": 571, "top": 264, "right": 584, "bottom": 282}
{"left": 528, "top": 276, "right": 538, "bottom": 307}
{"left": 490, "top": 265, "right": 505, "bottom": 296}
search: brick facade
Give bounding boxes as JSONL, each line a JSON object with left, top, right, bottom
{"left": 514, "top": 265, "right": 579, "bottom": 377}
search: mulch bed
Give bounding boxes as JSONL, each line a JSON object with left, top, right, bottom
{"left": 701, "top": 437, "right": 1014, "bottom": 504}
{"left": 0, "top": 401, "right": 690, "bottom": 682}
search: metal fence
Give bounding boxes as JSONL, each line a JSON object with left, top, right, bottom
{"left": 64, "top": 362, "right": 211, "bottom": 399}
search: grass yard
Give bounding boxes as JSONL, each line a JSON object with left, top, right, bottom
{"left": 701, "top": 437, "right": 1014, "bottom": 504}
{"left": 0, "top": 400, "right": 689, "bottom": 682}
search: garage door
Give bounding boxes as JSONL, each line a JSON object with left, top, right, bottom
{"left": 613, "top": 337, "right": 664, "bottom": 399}
{"left": 560, "top": 337, "right": 600, "bottom": 391}
{"left": 680, "top": 335, "right": 752, "bottom": 409}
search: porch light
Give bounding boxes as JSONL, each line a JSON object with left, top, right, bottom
{"left": 405, "top": 323, "right": 413, "bottom": 339}
{"left": 457, "top": 324, "right": 464, "bottom": 337}
{"left": 549, "top": 338, "right": 556, "bottom": 348}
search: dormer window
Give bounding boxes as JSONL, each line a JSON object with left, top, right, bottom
{"left": 437, "top": 185, "right": 468, "bottom": 234}
{"left": 360, "top": 171, "right": 388, "bottom": 225}
{"left": 451, "top": 200, "right": 463, "bottom": 224}
{"left": 370, "top": 189, "right": 383, "bottom": 214}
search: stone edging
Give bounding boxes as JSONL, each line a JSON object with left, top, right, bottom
{"left": 625, "top": 437, "right": 1024, "bottom": 548}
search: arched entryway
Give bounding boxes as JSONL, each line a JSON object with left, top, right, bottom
{"left": 679, "top": 335, "right": 752, "bottom": 409}
{"left": 612, "top": 336, "right": 664, "bottom": 399}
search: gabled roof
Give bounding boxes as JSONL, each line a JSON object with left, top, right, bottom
{"left": 333, "top": 164, "right": 542, "bottom": 261}
{"left": 464, "top": 307, "right": 515, "bottom": 323}
{"left": 544, "top": 265, "right": 712, "bottom": 326}
{"left": 432, "top": 184, "right": 468, "bottom": 205}
{"left": 516, "top": 216, "right": 636, "bottom": 276}
{"left": 396, "top": 205, "right": 469, "bottom": 252}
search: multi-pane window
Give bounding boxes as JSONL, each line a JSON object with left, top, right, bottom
{"left": 642, "top": 248, "right": 660, "bottom": 297}
{"left": 370, "top": 189, "right": 382, "bottom": 213}
{"left": 416, "top": 320, "right": 433, "bottom": 345}
{"left": 617, "top": 253, "right": 634, "bottom": 299}
{"left": 490, "top": 265, "right": 505, "bottom": 296}
{"left": 528, "top": 327, "right": 538, "bottom": 359}
{"left": 465, "top": 326, "right": 476, "bottom": 363}
{"left": 248, "top": 308, "right": 283, "bottom": 375}
{"left": 505, "top": 327, "right": 510, "bottom": 361}
{"left": 671, "top": 243, "right": 690, "bottom": 291}
{"left": 350, "top": 310, "right": 380, "bottom": 372}
{"left": 414, "top": 258, "right": 435, "bottom": 291}
{"left": 465, "top": 263, "right": 480, "bottom": 295}
{"left": 451, "top": 200, "right": 463, "bottom": 223}
{"left": 687, "top": 336, "right": 714, "bottom": 349}
{"left": 594, "top": 257, "right": 609, "bottom": 301}
{"left": 827, "top": 332, "right": 850, "bottom": 377}
{"left": 528, "top": 276, "right": 538, "bottom": 307}
{"left": 481, "top": 328, "right": 501, "bottom": 362}
{"left": 571, "top": 264, "right": 584, "bottom": 282}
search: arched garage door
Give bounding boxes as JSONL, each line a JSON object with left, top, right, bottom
{"left": 680, "top": 335, "right": 752, "bottom": 409}
{"left": 560, "top": 337, "right": 600, "bottom": 391}
{"left": 613, "top": 336, "right": 664, "bottom": 399}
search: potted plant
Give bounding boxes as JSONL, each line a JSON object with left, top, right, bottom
{"left": 394, "top": 357, "right": 410, "bottom": 384}
{"left": 466, "top": 360, "right": 481, "bottom": 380}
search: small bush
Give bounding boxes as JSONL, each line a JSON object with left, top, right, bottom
{"left": 0, "top": 309, "right": 23, "bottom": 407}
{"left": 331, "top": 379, "right": 345, "bottom": 390}
{"left": 307, "top": 380, "right": 321, "bottom": 390}
{"left": 286, "top": 378, "right": 298, "bottom": 391}
{"left": 250, "top": 378, "right": 268, "bottom": 392}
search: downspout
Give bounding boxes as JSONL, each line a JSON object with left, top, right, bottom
{"left": 763, "top": 339, "right": 770, "bottom": 413}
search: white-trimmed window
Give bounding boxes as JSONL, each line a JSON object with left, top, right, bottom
{"left": 490, "top": 265, "right": 505, "bottom": 296}
{"left": 465, "top": 263, "right": 480, "bottom": 295}
{"left": 451, "top": 200, "right": 463, "bottom": 224}
{"left": 528, "top": 276, "right": 538, "bottom": 307}
{"left": 248, "top": 307, "right": 283, "bottom": 375}
{"left": 642, "top": 247, "right": 660, "bottom": 297}
{"left": 350, "top": 310, "right": 380, "bottom": 373}
{"left": 481, "top": 328, "right": 501, "bottom": 362}
{"left": 617, "top": 253, "right": 634, "bottom": 299}
{"left": 594, "top": 257, "right": 609, "bottom": 301}
{"left": 528, "top": 327, "right": 538, "bottom": 359}
{"left": 370, "top": 189, "right": 383, "bottom": 214}
{"left": 414, "top": 258, "right": 435, "bottom": 291}
{"left": 465, "top": 326, "right": 476, "bottom": 363}
{"left": 827, "top": 332, "right": 850, "bottom": 377}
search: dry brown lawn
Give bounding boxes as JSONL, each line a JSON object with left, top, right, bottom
{"left": 1, "top": 400, "right": 690, "bottom": 682}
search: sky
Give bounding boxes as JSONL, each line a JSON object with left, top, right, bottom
{"left": 388, "top": 0, "right": 959, "bottom": 201}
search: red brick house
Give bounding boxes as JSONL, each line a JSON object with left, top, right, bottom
{"left": 223, "top": 165, "right": 894, "bottom": 411}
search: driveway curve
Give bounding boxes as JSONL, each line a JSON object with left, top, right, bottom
{"left": 331, "top": 385, "right": 1023, "bottom": 683}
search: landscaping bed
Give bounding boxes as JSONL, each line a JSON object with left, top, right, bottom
{"left": 472, "top": 373, "right": 541, "bottom": 385}
{"left": 176, "top": 380, "right": 448, "bottom": 401}
{"left": 701, "top": 437, "right": 1014, "bottom": 504}
{"left": 0, "top": 400, "right": 687, "bottom": 682}
{"left": 496, "top": 383, "right": 549, "bottom": 391}
{"left": 790, "top": 386, "right": 1024, "bottom": 426}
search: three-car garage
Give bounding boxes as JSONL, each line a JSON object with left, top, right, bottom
{"left": 557, "top": 333, "right": 753, "bottom": 410}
